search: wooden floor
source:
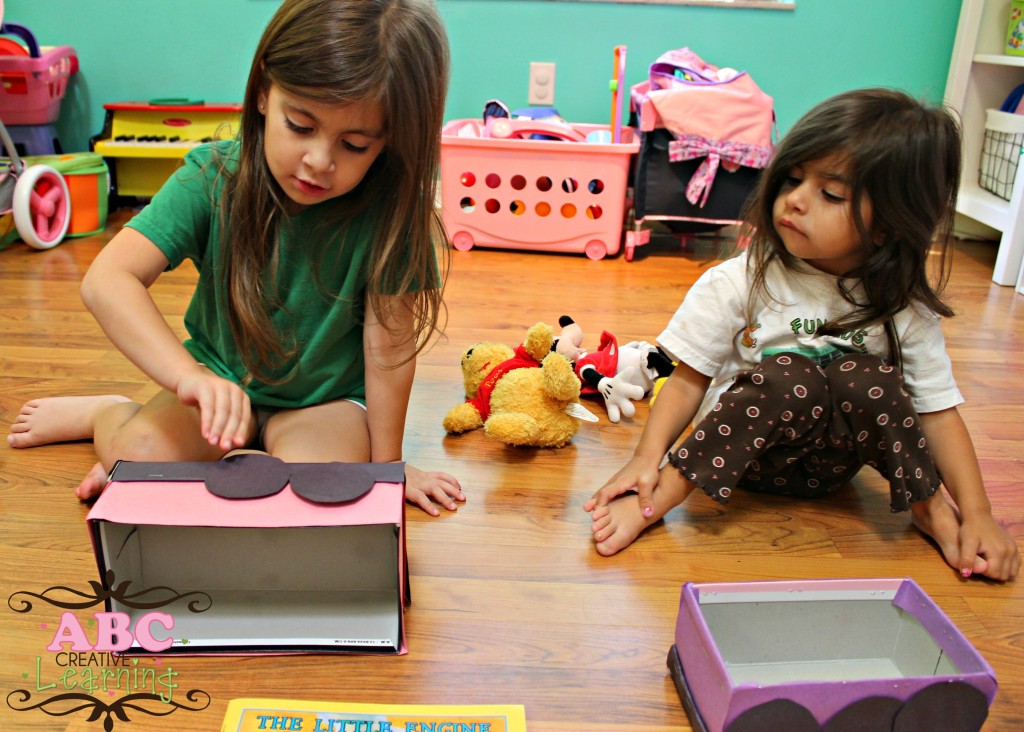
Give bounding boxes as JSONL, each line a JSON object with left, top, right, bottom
{"left": 1, "top": 209, "right": 1022, "bottom": 731}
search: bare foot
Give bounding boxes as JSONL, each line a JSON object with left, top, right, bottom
{"left": 911, "top": 492, "right": 989, "bottom": 577}
{"left": 75, "top": 461, "right": 112, "bottom": 501}
{"left": 587, "top": 468, "right": 694, "bottom": 556}
{"left": 589, "top": 494, "right": 664, "bottom": 556}
{"left": 8, "top": 395, "right": 131, "bottom": 448}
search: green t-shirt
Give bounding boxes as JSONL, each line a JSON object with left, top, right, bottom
{"left": 127, "top": 141, "right": 380, "bottom": 409}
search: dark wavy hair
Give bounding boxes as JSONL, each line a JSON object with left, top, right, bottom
{"left": 742, "top": 88, "right": 962, "bottom": 367}
{"left": 214, "top": 0, "right": 450, "bottom": 383}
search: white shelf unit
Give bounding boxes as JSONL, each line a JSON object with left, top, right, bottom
{"left": 944, "top": 0, "right": 1024, "bottom": 293}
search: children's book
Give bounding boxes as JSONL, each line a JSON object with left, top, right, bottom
{"left": 221, "top": 698, "right": 528, "bottom": 732}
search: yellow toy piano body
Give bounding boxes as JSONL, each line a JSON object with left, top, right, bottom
{"left": 92, "top": 100, "right": 242, "bottom": 198}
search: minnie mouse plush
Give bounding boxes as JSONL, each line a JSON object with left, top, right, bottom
{"left": 553, "top": 315, "right": 675, "bottom": 423}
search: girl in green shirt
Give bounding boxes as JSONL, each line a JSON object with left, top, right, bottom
{"left": 8, "top": 0, "right": 464, "bottom": 515}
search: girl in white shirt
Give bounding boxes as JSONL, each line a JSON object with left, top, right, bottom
{"left": 585, "top": 88, "right": 1019, "bottom": 581}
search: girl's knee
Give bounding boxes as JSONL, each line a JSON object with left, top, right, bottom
{"left": 103, "top": 415, "right": 218, "bottom": 463}
{"left": 706, "top": 352, "right": 830, "bottom": 440}
{"left": 826, "top": 354, "right": 906, "bottom": 404}
{"left": 106, "top": 425, "right": 180, "bottom": 463}
{"left": 741, "top": 352, "right": 829, "bottom": 403}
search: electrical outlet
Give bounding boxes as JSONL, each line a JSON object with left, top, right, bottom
{"left": 528, "top": 62, "right": 556, "bottom": 106}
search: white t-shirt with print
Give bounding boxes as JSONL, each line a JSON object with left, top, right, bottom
{"left": 657, "top": 251, "right": 963, "bottom": 426}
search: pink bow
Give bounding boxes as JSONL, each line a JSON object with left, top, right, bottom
{"left": 668, "top": 135, "right": 772, "bottom": 207}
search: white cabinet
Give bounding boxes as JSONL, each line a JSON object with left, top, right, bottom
{"left": 944, "top": 0, "right": 1024, "bottom": 292}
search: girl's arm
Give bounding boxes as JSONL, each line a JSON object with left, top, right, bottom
{"left": 586, "top": 361, "right": 711, "bottom": 516}
{"left": 80, "top": 227, "right": 251, "bottom": 450}
{"left": 362, "top": 294, "right": 416, "bottom": 465}
{"left": 363, "top": 294, "right": 463, "bottom": 515}
{"left": 919, "top": 407, "right": 1020, "bottom": 580}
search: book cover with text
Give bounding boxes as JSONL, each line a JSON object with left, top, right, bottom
{"left": 221, "top": 698, "right": 527, "bottom": 732}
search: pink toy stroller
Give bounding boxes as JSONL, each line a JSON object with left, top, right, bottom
{"left": 0, "top": 4, "right": 72, "bottom": 249}
{"left": 625, "top": 48, "right": 775, "bottom": 261}
{"left": 0, "top": 120, "right": 70, "bottom": 248}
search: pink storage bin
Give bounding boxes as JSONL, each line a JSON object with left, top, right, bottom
{"left": 0, "top": 44, "right": 77, "bottom": 125}
{"left": 440, "top": 119, "right": 639, "bottom": 260}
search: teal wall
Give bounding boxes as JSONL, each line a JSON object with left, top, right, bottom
{"left": 6, "top": 0, "right": 961, "bottom": 153}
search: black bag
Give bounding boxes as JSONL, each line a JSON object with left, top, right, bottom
{"left": 631, "top": 126, "right": 762, "bottom": 235}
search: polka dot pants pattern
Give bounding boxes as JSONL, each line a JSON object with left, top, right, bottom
{"left": 668, "top": 352, "right": 941, "bottom": 512}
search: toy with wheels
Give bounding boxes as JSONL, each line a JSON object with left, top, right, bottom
{"left": 440, "top": 46, "right": 638, "bottom": 262}
{"left": 440, "top": 118, "right": 637, "bottom": 260}
{"left": 0, "top": 119, "right": 70, "bottom": 249}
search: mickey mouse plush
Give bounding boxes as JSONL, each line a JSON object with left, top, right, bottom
{"left": 554, "top": 315, "right": 675, "bottom": 423}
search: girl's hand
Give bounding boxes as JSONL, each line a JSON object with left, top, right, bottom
{"left": 404, "top": 464, "right": 465, "bottom": 516}
{"left": 586, "top": 364, "right": 709, "bottom": 519}
{"left": 175, "top": 367, "right": 252, "bottom": 451}
{"left": 584, "top": 454, "right": 663, "bottom": 516}
{"left": 959, "top": 514, "right": 1021, "bottom": 581}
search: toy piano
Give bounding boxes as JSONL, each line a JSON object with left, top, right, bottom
{"left": 91, "top": 99, "right": 241, "bottom": 198}
{"left": 669, "top": 579, "right": 996, "bottom": 732}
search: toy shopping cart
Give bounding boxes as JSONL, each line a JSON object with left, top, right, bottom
{"left": 625, "top": 48, "right": 774, "bottom": 261}
{"left": 440, "top": 117, "right": 639, "bottom": 260}
{"left": 0, "top": 10, "right": 76, "bottom": 249}
{"left": 0, "top": 23, "right": 75, "bottom": 126}
{"left": 0, "top": 15, "right": 77, "bottom": 156}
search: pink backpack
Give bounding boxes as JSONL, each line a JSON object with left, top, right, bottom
{"left": 632, "top": 48, "right": 775, "bottom": 207}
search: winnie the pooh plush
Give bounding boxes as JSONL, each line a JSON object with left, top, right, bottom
{"left": 443, "top": 322, "right": 582, "bottom": 447}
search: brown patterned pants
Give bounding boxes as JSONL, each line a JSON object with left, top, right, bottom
{"left": 668, "top": 352, "right": 941, "bottom": 512}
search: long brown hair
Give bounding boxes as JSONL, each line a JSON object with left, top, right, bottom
{"left": 215, "top": 0, "right": 450, "bottom": 382}
{"left": 741, "top": 88, "right": 961, "bottom": 367}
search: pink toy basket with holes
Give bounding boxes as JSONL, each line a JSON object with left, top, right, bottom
{"left": 439, "top": 119, "right": 639, "bottom": 260}
{"left": 0, "top": 44, "right": 76, "bottom": 125}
